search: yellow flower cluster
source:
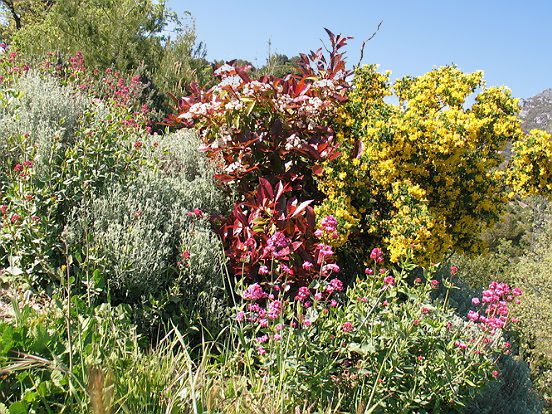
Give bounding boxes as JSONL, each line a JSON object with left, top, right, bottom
{"left": 508, "top": 129, "right": 552, "bottom": 198}
{"left": 318, "top": 64, "right": 529, "bottom": 266}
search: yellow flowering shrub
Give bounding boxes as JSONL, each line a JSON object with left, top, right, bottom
{"left": 508, "top": 128, "right": 552, "bottom": 198}
{"left": 316, "top": 64, "right": 549, "bottom": 266}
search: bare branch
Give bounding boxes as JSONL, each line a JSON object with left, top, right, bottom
{"left": 356, "top": 20, "right": 383, "bottom": 69}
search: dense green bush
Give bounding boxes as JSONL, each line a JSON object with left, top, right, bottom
{"left": 452, "top": 197, "right": 548, "bottom": 290}
{"left": 508, "top": 213, "right": 552, "bottom": 410}
{"left": 0, "top": 300, "right": 206, "bottom": 413}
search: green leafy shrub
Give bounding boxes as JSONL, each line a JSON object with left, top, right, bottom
{"left": 452, "top": 197, "right": 548, "bottom": 290}
{"left": 0, "top": 299, "right": 205, "bottom": 413}
{"left": 0, "top": 71, "right": 88, "bottom": 184}
{"left": 507, "top": 214, "right": 552, "bottom": 410}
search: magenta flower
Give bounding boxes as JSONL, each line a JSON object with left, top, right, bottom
{"left": 236, "top": 311, "right": 245, "bottom": 322}
{"left": 323, "top": 263, "right": 340, "bottom": 275}
{"left": 342, "top": 322, "right": 353, "bottom": 333}
{"left": 257, "top": 346, "right": 266, "bottom": 355}
{"left": 467, "top": 310, "right": 479, "bottom": 321}
{"left": 255, "top": 335, "right": 269, "bottom": 344}
{"left": 258, "top": 265, "right": 269, "bottom": 275}
{"left": 454, "top": 340, "right": 468, "bottom": 350}
{"left": 329, "top": 278, "right": 344, "bottom": 292}
{"left": 242, "top": 283, "right": 268, "bottom": 300}
{"left": 383, "top": 275, "right": 395, "bottom": 286}
{"left": 471, "top": 297, "right": 480, "bottom": 305}
{"left": 320, "top": 215, "right": 338, "bottom": 232}
{"left": 302, "top": 261, "right": 313, "bottom": 270}
{"left": 364, "top": 267, "right": 374, "bottom": 275}
{"left": 370, "top": 247, "right": 384, "bottom": 263}
{"left": 295, "top": 286, "right": 310, "bottom": 302}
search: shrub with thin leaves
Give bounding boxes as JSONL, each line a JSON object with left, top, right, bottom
{"left": 0, "top": 71, "right": 88, "bottom": 185}
{"left": 64, "top": 130, "right": 230, "bottom": 332}
{"left": 0, "top": 70, "right": 149, "bottom": 286}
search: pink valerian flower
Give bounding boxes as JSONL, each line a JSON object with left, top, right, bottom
{"left": 454, "top": 340, "right": 468, "bottom": 350}
{"left": 265, "top": 231, "right": 291, "bottom": 257}
{"left": 492, "top": 370, "right": 499, "bottom": 379}
{"left": 295, "top": 286, "right": 310, "bottom": 302}
{"left": 314, "top": 292, "right": 323, "bottom": 301}
{"left": 303, "top": 319, "right": 312, "bottom": 327}
{"left": 273, "top": 334, "right": 282, "bottom": 341}
{"left": 258, "top": 319, "right": 269, "bottom": 328}
{"left": 314, "top": 229, "right": 323, "bottom": 238}
{"left": 258, "top": 265, "right": 269, "bottom": 275}
{"left": 330, "top": 299, "right": 338, "bottom": 307}
{"left": 257, "top": 346, "right": 267, "bottom": 355}
{"left": 370, "top": 247, "right": 384, "bottom": 263}
{"left": 467, "top": 311, "right": 479, "bottom": 321}
{"left": 414, "top": 277, "right": 422, "bottom": 284}
{"left": 471, "top": 297, "right": 481, "bottom": 305}
{"left": 430, "top": 280, "right": 440, "bottom": 289}
{"left": 322, "top": 263, "right": 340, "bottom": 276}
{"left": 10, "top": 214, "right": 21, "bottom": 223}
{"left": 328, "top": 278, "right": 343, "bottom": 292}
{"left": 23, "top": 160, "right": 33, "bottom": 168}
{"left": 242, "top": 283, "right": 268, "bottom": 300}
{"left": 275, "top": 323, "right": 284, "bottom": 332}
{"left": 280, "top": 263, "right": 294, "bottom": 275}
{"left": 255, "top": 335, "right": 269, "bottom": 344}
{"left": 13, "top": 164, "right": 23, "bottom": 172}
{"left": 302, "top": 261, "right": 313, "bottom": 270}
{"left": 236, "top": 311, "right": 245, "bottom": 322}
{"left": 342, "top": 322, "right": 353, "bottom": 332}
{"left": 303, "top": 301, "right": 312, "bottom": 308}
{"left": 31, "top": 215, "right": 40, "bottom": 222}
{"left": 0, "top": 205, "right": 8, "bottom": 215}
{"left": 450, "top": 265, "right": 459, "bottom": 275}
{"left": 421, "top": 307, "right": 430, "bottom": 314}
{"left": 320, "top": 215, "right": 338, "bottom": 232}
{"left": 383, "top": 275, "right": 395, "bottom": 286}
{"left": 317, "top": 244, "right": 333, "bottom": 259}
{"left": 364, "top": 267, "right": 373, "bottom": 275}
{"left": 267, "top": 300, "right": 282, "bottom": 319}
{"left": 379, "top": 268, "right": 386, "bottom": 274}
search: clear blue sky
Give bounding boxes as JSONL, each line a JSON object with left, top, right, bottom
{"left": 168, "top": 1, "right": 551, "bottom": 99}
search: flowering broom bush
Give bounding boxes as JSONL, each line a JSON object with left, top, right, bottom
{"left": 314, "top": 64, "right": 550, "bottom": 266}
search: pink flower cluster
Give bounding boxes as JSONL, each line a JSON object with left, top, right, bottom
{"left": 265, "top": 231, "right": 291, "bottom": 258}
{"left": 370, "top": 247, "right": 384, "bottom": 263}
{"left": 242, "top": 283, "right": 268, "bottom": 301}
{"left": 315, "top": 215, "right": 339, "bottom": 240}
{"left": 470, "top": 282, "right": 522, "bottom": 332}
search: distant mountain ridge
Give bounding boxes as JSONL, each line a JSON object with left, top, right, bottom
{"left": 520, "top": 88, "right": 552, "bottom": 133}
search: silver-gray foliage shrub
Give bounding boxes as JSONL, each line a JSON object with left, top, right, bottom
{"left": 65, "top": 130, "right": 230, "bottom": 327}
{"left": 0, "top": 71, "right": 88, "bottom": 179}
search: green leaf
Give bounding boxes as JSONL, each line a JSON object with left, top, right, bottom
{"left": 8, "top": 401, "right": 28, "bottom": 414}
